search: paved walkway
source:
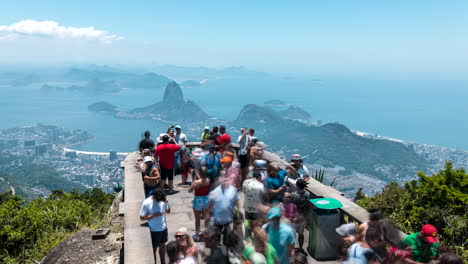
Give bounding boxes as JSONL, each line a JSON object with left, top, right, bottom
{"left": 165, "top": 176, "right": 339, "bottom": 264}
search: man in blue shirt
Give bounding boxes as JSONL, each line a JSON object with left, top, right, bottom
{"left": 263, "top": 207, "right": 296, "bottom": 264}
{"left": 267, "top": 163, "right": 288, "bottom": 203}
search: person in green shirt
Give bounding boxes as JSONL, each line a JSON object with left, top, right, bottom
{"left": 201, "top": 126, "right": 210, "bottom": 142}
{"left": 242, "top": 228, "right": 278, "bottom": 264}
{"left": 399, "top": 224, "right": 440, "bottom": 263}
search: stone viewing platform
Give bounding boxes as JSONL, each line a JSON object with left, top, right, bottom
{"left": 120, "top": 142, "right": 406, "bottom": 264}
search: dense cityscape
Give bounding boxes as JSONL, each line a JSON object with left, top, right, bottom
{"left": 0, "top": 124, "right": 125, "bottom": 196}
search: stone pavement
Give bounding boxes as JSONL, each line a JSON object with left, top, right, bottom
{"left": 165, "top": 175, "right": 339, "bottom": 264}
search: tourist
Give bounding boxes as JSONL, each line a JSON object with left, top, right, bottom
{"left": 398, "top": 224, "right": 440, "bottom": 263}
{"left": 336, "top": 223, "right": 357, "bottom": 259}
{"left": 348, "top": 227, "right": 387, "bottom": 264}
{"left": 217, "top": 125, "right": 231, "bottom": 153}
{"left": 266, "top": 163, "right": 288, "bottom": 203}
{"left": 263, "top": 207, "right": 295, "bottom": 264}
{"left": 242, "top": 228, "right": 278, "bottom": 264}
{"left": 144, "top": 166, "right": 161, "bottom": 198}
{"left": 179, "top": 148, "right": 193, "bottom": 186}
{"left": 355, "top": 209, "right": 386, "bottom": 242}
{"left": 201, "top": 126, "right": 210, "bottom": 142}
{"left": 174, "top": 125, "right": 188, "bottom": 148}
{"left": 286, "top": 154, "right": 310, "bottom": 183}
{"left": 201, "top": 226, "right": 230, "bottom": 264}
{"left": 243, "top": 171, "right": 267, "bottom": 219}
{"left": 279, "top": 192, "right": 298, "bottom": 228}
{"left": 141, "top": 155, "right": 156, "bottom": 175}
{"left": 139, "top": 189, "right": 170, "bottom": 264}
{"left": 188, "top": 169, "right": 211, "bottom": 242}
{"left": 237, "top": 128, "right": 251, "bottom": 182}
{"left": 166, "top": 241, "right": 178, "bottom": 264}
{"left": 249, "top": 159, "right": 269, "bottom": 187}
{"left": 249, "top": 138, "right": 264, "bottom": 164}
{"left": 249, "top": 128, "right": 255, "bottom": 137}
{"left": 155, "top": 135, "right": 180, "bottom": 195}
{"left": 290, "top": 179, "right": 310, "bottom": 252}
{"left": 208, "top": 126, "right": 220, "bottom": 142}
{"left": 220, "top": 151, "right": 241, "bottom": 189}
{"left": 208, "top": 177, "right": 238, "bottom": 245}
{"left": 139, "top": 130, "right": 155, "bottom": 153}
{"left": 175, "top": 227, "right": 198, "bottom": 264}
{"left": 200, "top": 146, "right": 220, "bottom": 183}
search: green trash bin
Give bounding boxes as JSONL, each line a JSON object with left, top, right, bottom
{"left": 307, "top": 198, "right": 342, "bottom": 260}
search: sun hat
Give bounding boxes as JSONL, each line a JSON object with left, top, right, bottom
{"left": 336, "top": 223, "right": 356, "bottom": 236}
{"left": 191, "top": 148, "right": 206, "bottom": 157}
{"left": 143, "top": 156, "right": 153, "bottom": 163}
{"left": 267, "top": 207, "right": 282, "bottom": 219}
{"left": 291, "top": 154, "right": 303, "bottom": 162}
{"left": 421, "top": 224, "right": 439, "bottom": 243}
{"left": 309, "top": 198, "right": 343, "bottom": 209}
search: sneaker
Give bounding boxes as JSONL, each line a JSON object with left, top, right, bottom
{"left": 164, "top": 184, "right": 169, "bottom": 190}
{"left": 166, "top": 189, "right": 176, "bottom": 195}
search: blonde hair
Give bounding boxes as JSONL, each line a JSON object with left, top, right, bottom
{"left": 176, "top": 227, "right": 195, "bottom": 248}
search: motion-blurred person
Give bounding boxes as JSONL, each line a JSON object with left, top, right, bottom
{"left": 266, "top": 163, "right": 288, "bottom": 203}
{"left": 238, "top": 128, "right": 251, "bottom": 182}
{"left": 398, "top": 224, "right": 440, "bottom": 263}
{"left": 188, "top": 169, "right": 211, "bottom": 242}
{"left": 200, "top": 146, "right": 221, "bottom": 183}
{"left": 139, "top": 130, "right": 155, "bottom": 153}
{"left": 202, "top": 226, "right": 230, "bottom": 264}
{"left": 175, "top": 227, "right": 198, "bottom": 264}
{"left": 263, "top": 207, "right": 295, "bottom": 264}
{"left": 221, "top": 151, "right": 241, "bottom": 189}
{"left": 336, "top": 223, "right": 357, "bottom": 259}
{"left": 209, "top": 177, "right": 238, "bottom": 245}
{"left": 290, "top": 179, "right": 310, "bottom": 252}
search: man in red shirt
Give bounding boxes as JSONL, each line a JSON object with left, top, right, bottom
{"left": 217, "top": 126, "right": 231, "bottom": 153}
{"left": 155, "top": 135, "right": 180, "bottom": 194}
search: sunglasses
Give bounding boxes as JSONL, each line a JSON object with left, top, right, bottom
{"left": 175, "top": 235, "right": 186, "bottom": 239}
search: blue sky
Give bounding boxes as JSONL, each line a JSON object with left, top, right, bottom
{"left": 1, "top": 0, "right": 467, "bottom": 77}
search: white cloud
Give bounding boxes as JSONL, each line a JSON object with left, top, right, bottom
{"left": 0, "top": 20, "right": 123, "bottom": 44}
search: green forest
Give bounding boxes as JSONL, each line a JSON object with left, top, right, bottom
{"left": 0, "top": 188, "right": 114, "bottom": 264}
{"left": 357, "top": 161, "right": 468, "bottom": 259}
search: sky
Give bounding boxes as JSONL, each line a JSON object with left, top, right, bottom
{"left": 1, "top": 0, "right": 468, "bottom": 77}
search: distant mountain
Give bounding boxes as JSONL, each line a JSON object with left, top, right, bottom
{"left": 278, "top": 105, "right": 312, "bottom": 121}
{"left": 180, "top": 80, "right": 202, "bottom": 88}
{"left": 129, "top": 81, "right": 209, "bottom": 122}
{"left": 264, "top": 99, "right": 286, "bottom": 105}
{"left": 88, "top": 101, "right": 120, "bottom": 114}
{"left": 64, "top": 67, "right": 170, "bottom": 90}
{"left": 232, "top": 104, "right": 427, "bottom": 181}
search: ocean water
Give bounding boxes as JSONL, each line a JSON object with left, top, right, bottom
{"left": 1, "top": 76, "right": 467, "bottom": 152}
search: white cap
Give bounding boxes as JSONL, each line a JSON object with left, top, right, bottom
{"left": 143, "top": 156, "right": 153, "bottom": 163}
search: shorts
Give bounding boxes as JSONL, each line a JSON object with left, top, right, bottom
{"left": 151, "top": 229, "right": 168, "bottom": 246}
{"left": 160, "top": 166, "right": 174, "bottom": 181}
{"left": 192, "top": 195, "right": 209, "bottom": 211}
{"left": 239, "top": 154, "right": 249, "bottom": 169}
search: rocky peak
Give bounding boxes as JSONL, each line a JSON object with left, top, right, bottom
{"left": 162, "top": 81, "right": 184, "bottom": 103}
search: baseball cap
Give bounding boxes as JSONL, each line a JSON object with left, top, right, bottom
{"left": 204, "top": 126, "right": 210, "bottom": 130}
{"left": 336, "top": 223, "right": 356, "bottom": 236}
{"left": 421, "top": 224, "right": 439, "bottom": 243}
{"left": 267, "top": 207, "right": 282, "bottom": 219}
{"left": 291, "top": 154, "right": 303, "bottom": 161}
{"left": 143, "top": 156, "right": 153, "bottom": 163}
{"left": 175, "top": 125, "right": 181, "bottom": 129}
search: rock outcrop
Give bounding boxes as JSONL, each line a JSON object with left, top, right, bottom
{"left": 130, "top": 81, "right": 209, "bottom": 122}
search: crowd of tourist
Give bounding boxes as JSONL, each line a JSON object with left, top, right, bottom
{"left": 136, "top": 126, "right": 462, "bottom": 264}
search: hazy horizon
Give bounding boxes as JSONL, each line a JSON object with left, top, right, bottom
{"left": 1, "top": 1, "right": 468, "bottom": 79}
